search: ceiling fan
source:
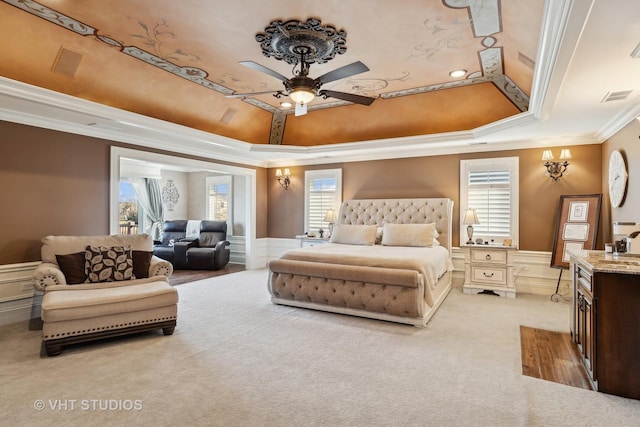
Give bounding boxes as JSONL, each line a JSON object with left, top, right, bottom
{"left": 226, "top": 45, "right": 376, "bottom": 116}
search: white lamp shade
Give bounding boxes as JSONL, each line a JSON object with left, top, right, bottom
{"left": 323, "top": 209, "right": 336, "bottom": 222}
{"left": 283, "top": 168, "right": 291, "bottom": 176}
{"left": 559, "top": 149, "right": 572, "bottom": 160}
{"left": 275, "top": 169, "right": 282, "bottom": 177}
{"left": 462, "top": 208, "right": 480, "bottom": 225}
{"left": 541, "top": 150, "right": 554, "bottom": 161}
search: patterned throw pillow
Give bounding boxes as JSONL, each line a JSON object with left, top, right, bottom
{"left": 84, "top": 245, "right": 135, "bottom": 283}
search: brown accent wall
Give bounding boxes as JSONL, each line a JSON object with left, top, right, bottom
{"left": 0, "top": 120, "right": 268, "bottom": 265}
{"left": 268, "top": 144, "right": 603, "bottom": 251}
{"left": 601, "top": 119, "right": 640, "bottom": 243}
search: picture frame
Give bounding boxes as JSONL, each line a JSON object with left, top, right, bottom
{"left": 550, "top": 194, "right": 602, "bottom": 269}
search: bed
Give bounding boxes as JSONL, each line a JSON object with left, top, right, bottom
{"left": 267, "top": 198, "right": 454, "bottom": 327}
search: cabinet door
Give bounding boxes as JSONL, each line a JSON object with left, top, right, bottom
{"left": 577, "top": 288, "right": 595, "bottom": 381}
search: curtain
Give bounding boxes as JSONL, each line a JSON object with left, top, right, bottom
{"left": 130, "top": 177, "right": 164, "bottom": 239}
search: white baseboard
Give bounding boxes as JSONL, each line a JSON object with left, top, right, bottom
{"left": 0, "top": 262, "right": 40, "bottom": 326}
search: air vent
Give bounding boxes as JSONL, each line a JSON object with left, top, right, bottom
{"left": 52, "top": 47, "right": 83, "bottom": 77}
{"left": 517, "top": 51, "right": 535, "bottom": 69}
{"left": 602, "top": 90, "right": 633, "bottom": 102}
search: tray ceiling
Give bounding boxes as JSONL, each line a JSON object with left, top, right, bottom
{"left": 0, "top": 0, "right": 541, "bottom": 146}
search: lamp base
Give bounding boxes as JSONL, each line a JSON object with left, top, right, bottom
{"left": 466, "top": 225, "right": 475, "bottom": 245}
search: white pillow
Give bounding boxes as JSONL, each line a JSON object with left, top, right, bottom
{"left": 329, "top": 224, "right": 377, "bottom": 246}
{"left": 381, "top": 223, "right": 439, "bottom": 247}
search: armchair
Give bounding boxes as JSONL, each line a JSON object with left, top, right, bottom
{"left": 33, "top": 233, "right": 177, "bottom": 356}
{"left": 186, "top": 220, "right": 231, "bottom": 270}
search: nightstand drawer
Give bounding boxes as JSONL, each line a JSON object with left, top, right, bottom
{"left": 470, "top": 249, "right": 507, "bottom": 264}
{"left": 471, "top": 266, "right": 507, "bottom": 285}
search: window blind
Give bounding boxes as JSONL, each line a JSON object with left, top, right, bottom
{"left": 468, "top": 169, "right": 511, "bottom": 236}
{"left": 307, "top": 177, "right": 336, "bottom": 232}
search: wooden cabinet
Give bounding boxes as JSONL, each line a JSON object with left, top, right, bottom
{"left": 463, "top": 245, "right": 516, "bottom": 298}
{"left": 571, "top": 253, "right": 640, "bottom": 399}
{"left": 573, "top": 263, "right": 595, "bottom": 380}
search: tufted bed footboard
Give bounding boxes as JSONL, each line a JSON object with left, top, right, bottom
{"left": 268, "top": 258, "right": 452, "bottom": 327}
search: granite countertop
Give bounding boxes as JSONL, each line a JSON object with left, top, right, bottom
{"left": 570, "top": 250, "right": 640, "bottom": 274}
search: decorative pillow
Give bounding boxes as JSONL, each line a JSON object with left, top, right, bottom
{"left": 84, "top": 245, "right": 135, "bottom": 283}
{"left": 132, "top": 250, "right": 153, "bottom": 279}
{"left": 382, "top": 223, "right": 439, "bottom": 247}
{"left": 329, "top": 224, "right": 377, "bottom": 246}
{"left": 56, "top": 252, "right": 87, "bottom": 284}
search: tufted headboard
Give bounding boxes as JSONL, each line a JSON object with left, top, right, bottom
{"left": 337, "top": 198, "right": 454, "bottom": 252}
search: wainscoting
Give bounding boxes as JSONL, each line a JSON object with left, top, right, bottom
{"left": 0, "top": 240, "right": 571, "bottom": 326}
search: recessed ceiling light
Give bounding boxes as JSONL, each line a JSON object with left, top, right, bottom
{"left": 449, "top": 69, "right": 467, "bottom": 78}
{"left": 280, "top": 101, "right": 292, "bottom": 108}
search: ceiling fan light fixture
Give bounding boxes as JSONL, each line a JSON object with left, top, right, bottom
{"left": 289, "top": 88, "right": 315, "bottom": 104}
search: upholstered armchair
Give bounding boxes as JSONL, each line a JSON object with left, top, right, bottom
{"left": 186, "top": 220, "right": 231, "bottom": 270}
{"left": 33, "top": 233, "right": 177, "bottom": 356}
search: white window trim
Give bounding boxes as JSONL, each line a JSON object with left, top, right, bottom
{"left": 459, "top": 157, "right": 519, "bottom": 247}
{"left": 304, "top": 168, "right": 343, "bottom": 235}
{"left": 205, "top": 175, "right": 233, "bottom": 236}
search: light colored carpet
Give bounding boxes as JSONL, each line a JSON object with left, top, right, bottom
{"left": 2, "top": 269, "right": 639, "bottom": 426}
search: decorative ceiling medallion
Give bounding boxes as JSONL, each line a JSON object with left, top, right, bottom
{"left": 256, "top": 18, "right": 347, "bottom": 65}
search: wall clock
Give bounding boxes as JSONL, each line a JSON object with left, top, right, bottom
{"left": 608, "top": 150, "right": 628, "bottom": 207}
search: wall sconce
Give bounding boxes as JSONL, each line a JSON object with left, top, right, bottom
{"left": 323, "top": 209, "right": 336, "bottom": 236}
{"left": 542, "top": 149, "right": 572, "bottom": 181}
{"left": 275, "top": 168, "right": 291, "bottom": 190}
{"left": 462, "top": 208, "right": 480, "bottom": 244}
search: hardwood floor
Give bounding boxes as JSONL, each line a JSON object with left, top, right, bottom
{"left": 520, "top": 326, "right": 592, "bottom": 390}
{"left": 168, "top": 263, "right": 246, "bottom": 286}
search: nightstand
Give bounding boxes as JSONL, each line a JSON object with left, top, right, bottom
{"left": 296, "top": 236, "right": 330, "bottom": 248}
{"left": 462, "top": 245, "right": 516, "bottom": 298}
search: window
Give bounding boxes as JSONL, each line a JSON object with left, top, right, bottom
{"left": 206, "top": 176, "right": 233, "bottom": 235}
{"left": 118, "top": 180, "right": 142, "bottom": 235}
{"left": 460, "top": 157, "right": 519, "bottom": 246}
{"left": 304, "top": 169, "right": 342, "bottom": 234}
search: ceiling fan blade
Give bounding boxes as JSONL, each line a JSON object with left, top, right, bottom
{"left": 315, "top": 61, "right": 369, "bottom": 85}
{"left": 320, "top": 90, "right": 376, "bottom": 106}
{"left": 238, "top": 61, "right": 289, "bottom": 82}
{"left": 294, "top": 102, "right": 307, "bottom": 116}
{"left": 225, "top": 90, "right": 280, "bottom": 98}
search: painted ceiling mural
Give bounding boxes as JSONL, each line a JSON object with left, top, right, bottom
{"left": 0, "top": 0, "right": 541, "bottom": 146}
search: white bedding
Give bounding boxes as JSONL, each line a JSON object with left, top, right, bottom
{"left": 283, "top": 243, "right": 453, "bottom": 291}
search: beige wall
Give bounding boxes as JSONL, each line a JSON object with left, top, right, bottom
{"left": 0, "top": 120, "right": 267, "bottom": 265}
{"left": 268, "top": 144, "right": 603, "bottom": 251}
{"left": 601, "top": 118, "right": 640, "bottom": 243}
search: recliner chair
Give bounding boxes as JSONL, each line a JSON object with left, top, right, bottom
{"left": 153, "top": 220, "right": 196, "bottom": 269}
{"left": 186, "top": 220, "right": 231, "bottom": 270}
